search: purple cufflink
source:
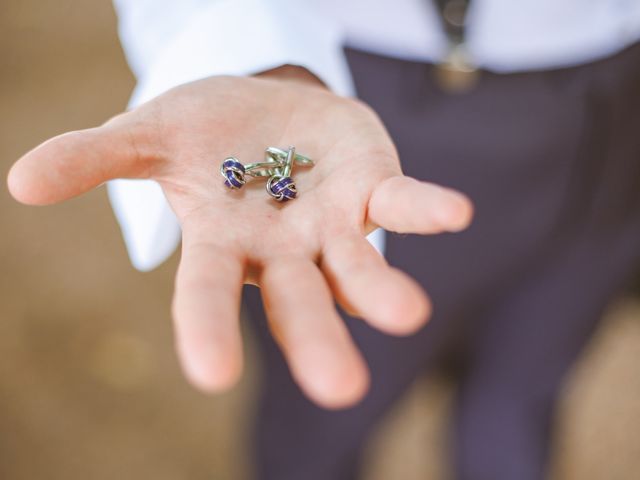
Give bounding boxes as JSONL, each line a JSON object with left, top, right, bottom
{"left": 219, "top": 146, "right": 313, "bottom": 201}
{"left": 266, "top": 175, "right": 297, "bottom": 202}
{"left": 220, "top": 158, "right": 246, "bottom": 189}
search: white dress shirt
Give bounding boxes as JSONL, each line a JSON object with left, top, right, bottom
{"left": 109, "top": 0, "right": 640, "bottom": 271}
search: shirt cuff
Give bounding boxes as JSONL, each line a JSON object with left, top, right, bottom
{"left": 130, "top": 0, "right": 354, "bottom": 105}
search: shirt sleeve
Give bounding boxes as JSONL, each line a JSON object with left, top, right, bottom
{"left": 108, "top": 0, "right": 354, "bottom": 271}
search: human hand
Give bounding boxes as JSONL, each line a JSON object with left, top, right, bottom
{"left": 8, "top": 67, "right": 472, "bottom": 409}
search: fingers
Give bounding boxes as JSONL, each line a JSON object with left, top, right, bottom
{"left": 261, "top": 257, "right": 369, "bottom": 409}
{"left": 7, "top": 114, "right": 158, "bottom": 205}
{"left": 172, "top": 235, "right": 244, "bottom": 393}
{"left": 322, "top": 235, "right": 430, "bottom": 335}
{"left": 368, "top": 176, "right": 473, "bottom": 234}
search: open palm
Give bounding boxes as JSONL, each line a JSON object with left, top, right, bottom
{"left": 8, "top": 71, "right": 472, "bottom": 408}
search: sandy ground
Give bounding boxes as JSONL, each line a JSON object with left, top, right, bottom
{"left": 1, "top": 1, "right": 639, "bottom": 479}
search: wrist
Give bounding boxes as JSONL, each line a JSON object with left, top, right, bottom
{"left": 255, "top": 65, "right": 328, "bottom": 90}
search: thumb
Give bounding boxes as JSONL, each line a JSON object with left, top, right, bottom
{"left": 7, "top": 114, "right": 158, "bottom": 205}
{"left": 368, "top": 176, "right": 474, "bottom": 234}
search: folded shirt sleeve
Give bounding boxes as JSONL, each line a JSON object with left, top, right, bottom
{"left": 109, "top": 0, "right": 355, "bottom": 271}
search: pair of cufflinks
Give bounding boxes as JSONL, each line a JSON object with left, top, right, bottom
{"left": 220, "top": 146, "right": 314, "bottom": 202}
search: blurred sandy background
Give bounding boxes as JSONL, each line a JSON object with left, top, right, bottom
{"left": 1, "top": 1, "right": 639, "bottom": 479}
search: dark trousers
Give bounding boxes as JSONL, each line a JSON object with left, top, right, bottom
{"left": 244, "top": 43, "right": 640, "bottom": 480}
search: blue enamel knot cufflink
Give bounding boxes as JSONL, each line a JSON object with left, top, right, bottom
{"left": 220, "top": 146, "right": 314, "bottom": 202}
